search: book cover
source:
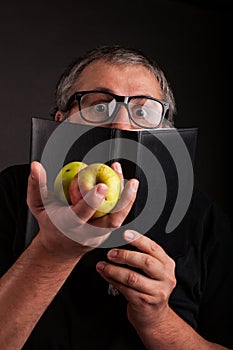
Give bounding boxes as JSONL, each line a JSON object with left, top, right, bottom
{"left": 25, "top": 117, "right": 198, "bottom": 250}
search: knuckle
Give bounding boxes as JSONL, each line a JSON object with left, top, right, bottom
{"left": 126, "top": 271, "right": 138, "bottom": 286}
{"left": 150, "top": 241, "right": 159, "bottom": 253}
{"left": 163, "top": 264, "right": 176, "bottom": 290}
{"left": 73, "top": 211, "right": 87, "bottom": 225}
{"left": 107, "top": 217, "right": 121, "bottom": 229}
{"left": 170, "top": 276, "right": 177, "bottom": 289}
{"left": 103, "top": 263, "right": 113, "bottom": 277}
{"left": 169, "top": 257, "right": 176, "bottom": 271}
{"left": 139, "top": 294, "right": 154, "bottom": 305}
{"left": 164, "top": 256, "right": 176, "bottom": 273}
{"left": 144, "top": 256, "right": 154, "bottom": 269}
{"left": 164, "top": 271, "right": 176, "bottom": 290}
{"left": 158, "top": 287, "right": 168, "bottom": 302}
{"left": 118, "top": 249, "right": 127, "bottom": 261}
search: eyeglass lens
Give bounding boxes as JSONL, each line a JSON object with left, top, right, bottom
{"left": 80, "top": 92, "right": 163, "bottom": 128}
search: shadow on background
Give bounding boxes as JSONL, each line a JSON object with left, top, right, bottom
{"left": 0, "top": 0, "right": 232, "bottom": 221}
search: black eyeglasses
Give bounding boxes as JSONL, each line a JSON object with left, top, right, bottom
{"left": 64, "top": 90, "right": 169, "bottom": 129}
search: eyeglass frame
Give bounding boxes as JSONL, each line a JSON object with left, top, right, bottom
{"left": 63, "top": 90, "right": 170, "bottom": 129}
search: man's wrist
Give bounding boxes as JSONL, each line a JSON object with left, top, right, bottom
{"left": 32, "top": 231, "right": 83, "bottom": 266}
{"left": 134, "top": 305, "right": 172, "bottom": 345}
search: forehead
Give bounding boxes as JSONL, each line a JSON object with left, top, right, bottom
{"left": 74, "top": 60, "right": 163, "bottom": 98}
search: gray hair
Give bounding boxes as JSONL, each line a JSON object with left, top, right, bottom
{"left": 52, "top": 45, "right": 176, "bottom": 122}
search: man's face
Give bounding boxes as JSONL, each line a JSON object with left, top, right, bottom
{"left": 56, "top": 60, "right": 164, "bottom": 130}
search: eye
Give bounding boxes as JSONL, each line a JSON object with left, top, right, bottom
{"left": 88, "top": 102, "right": 110, "bottom": 120}
{"left": 132, "top": 105, "right": 149, "bottom": 119}
{"left": 94, "top": 103, "right": 108, "bottom": 114}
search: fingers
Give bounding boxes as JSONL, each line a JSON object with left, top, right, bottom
{"left": 27, "top": 161, "right": 48, "bottom": 215}
{"left": 111, "top": 162, "right": 124, "bottom": 191}
{"left": 70, "top": 162, "right": 123, "bottom": 207}
{"left": 71, "top": 183, "right": 108, "bottom": 223}
{"left": 114, "top": 179, "right": 139, "bottom": 212}
{"left": 96, "top": 261, "right": 173, "bottom": 306}
{"left": 69, "top": 174, "right": 83, "bottom": 205}
{"left": 111, "top": 162, "right": 123, "bottom": 181}
{"left": 96, "top": 231, "right": 176, "bottom": 296}
{"left": 123, "top": 230, "right": 172, "bottom": 265}
{"left": 99, "top": 179, "right": 139, "bottom": 229}
{"left": 105, "top": 230, "right": 176, "bottom": 281}
{"left": 96, "top": 233, "right": 176, "bottom": 304}
{"left": 28, "top": 160, "right": 138, "bottom": 236}
{"left": 106, "top": 248, "right": 164, "bottom": 280}
{"left": 97, "top": 262, "right": 159, "bottom": 296}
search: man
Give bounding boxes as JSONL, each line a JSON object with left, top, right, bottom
{"left": 0, "top": 45, "right": 232, "bottom": 349}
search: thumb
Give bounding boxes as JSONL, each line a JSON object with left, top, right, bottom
{"left": 27, "top": 161, "right": 48, "bottom": 214}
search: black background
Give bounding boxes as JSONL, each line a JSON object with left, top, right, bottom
{"left": 0, "top": 0, "right": 232, "bottom": 221}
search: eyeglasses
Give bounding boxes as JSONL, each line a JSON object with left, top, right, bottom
{"left": 64, "top": 90, "right": 169, "bottom": 129}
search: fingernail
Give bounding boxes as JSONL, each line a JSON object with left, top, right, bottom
{"left": 96, "top": 262, "right": 106, "bottom": 271}
{"left": 113, "top": 162, "right": 122, "bottom": 174}
{"left": 96, "top": 184, "right": 108, "bottom": 197}
{"left": 108, "top": 249, "right": 118, "bottom": 258}
{"left": 131, "top": 180, "right": 139, "bottom": 192}
{"left": 30, "top": 163, "right": 35, "bottom": 179}
{"left": 124, "top": 230, "right": 135, "bottom": 241}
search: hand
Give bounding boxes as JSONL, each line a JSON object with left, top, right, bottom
{"left": 27, "top": 162, "right": 139, "bottom": 260}
{"left": 96, "top": 230, "right": 176, "bottom": 332}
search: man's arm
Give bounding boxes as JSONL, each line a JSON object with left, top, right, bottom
{"left": 0, "top": 162, "right": 138, "bottom": 349}
{"left": 135, "top": 307, "right": 230, "bottom": 350}
{"left": 0, "top": 233, "right": 82, "bottom": 350}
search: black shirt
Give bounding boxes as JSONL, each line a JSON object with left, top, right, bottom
{"left": 0, "top": 164, "right": 232, "bottom": 349}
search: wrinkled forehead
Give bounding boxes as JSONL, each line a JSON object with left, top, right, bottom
{"left": 72, "top": 60, "right": 163, "bottom": 99}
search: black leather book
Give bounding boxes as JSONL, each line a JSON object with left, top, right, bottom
{"left": 25, "top": 117, "right": 198, "bottom": 248}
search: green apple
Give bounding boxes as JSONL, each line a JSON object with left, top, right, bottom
{"left": 54, "top": 161, "right": 87, "bottom": 203}
{"left": 75, "top": 163, "right": 121, "bottom": 219}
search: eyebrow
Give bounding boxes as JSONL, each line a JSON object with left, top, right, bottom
{"left": 87, "top": 87, "right": 155, "bottom": 99}
{"left": 92, "top": 87, "right": 115, "bottom": 94}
